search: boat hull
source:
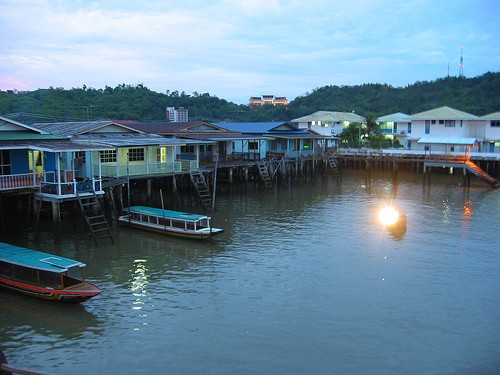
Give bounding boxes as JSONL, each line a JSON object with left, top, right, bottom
{"left": 118, "top": 217, "right": 224, "bottom": 240}
{"left": 0, "top": 277, "right": 102, "bottom": 303}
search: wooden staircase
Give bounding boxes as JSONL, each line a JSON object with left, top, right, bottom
{"left": 327, "top": 155, "right": 342, "bottom": 181}
{"left": 76, "top": 190, "right": 114, "bottom": 246}
{"left": 256, "top": 159, "right": 273, "bottom": 191}
{"left": 465, "top": 161, "right": 499, "bottom": 188}
{"left": 189, "top": 169, "right": 213, "bottom": 211}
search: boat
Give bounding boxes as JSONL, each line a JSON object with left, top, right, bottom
{"left": 0, "top": 242, "right": 102, "bottom": 303}
{"left": 117, "top": 206, "right": 224, "bottom": 240}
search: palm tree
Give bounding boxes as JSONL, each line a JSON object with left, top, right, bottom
{"left": 340, "top": 122, "right": 365, "bottom": 148}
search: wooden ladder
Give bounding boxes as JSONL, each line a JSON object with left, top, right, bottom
{"left": 256, "top": 159, "right": 273, "bottom": 191}
{"left": 76, "top": 190, "right": 114, "bottom": 246}
{"left": 327, "top": 155, "right": 342, "bottom": 181}
{"left": 189, "top": 170, "right": 213, "bottom": 211}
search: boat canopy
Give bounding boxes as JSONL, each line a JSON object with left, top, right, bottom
{"left": 0, "top": 242, "right": 85, "bottom": 273}
{"left": 125, "top": 206, "right": 209, "bottom": 222}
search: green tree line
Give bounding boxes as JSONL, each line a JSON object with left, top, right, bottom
{"left": 0, "top": 72, "right": 498, "bottom": 124}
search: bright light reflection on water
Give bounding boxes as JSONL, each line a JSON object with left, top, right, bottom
{"left": 1, "top": 171, "right": 499, "bottom": 374}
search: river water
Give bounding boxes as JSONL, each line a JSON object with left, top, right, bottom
{"left": 1, "top": 170, "right": 499, "bottom": 374}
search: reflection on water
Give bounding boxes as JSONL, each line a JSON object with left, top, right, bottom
{"left": 1, "top": 170, "right": 499, "bottom": 374}
{"left": 131, "top": 259, "right": 149, "bottom": 311}
{"left": 0, "top": 290, "right": 102, "bottom": 342}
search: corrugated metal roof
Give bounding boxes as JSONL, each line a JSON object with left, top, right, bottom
{"left": 480, "top": 112, "right": 500, "bottom": 120}
{"left": 179, "top": 133, "right": 264, "bottom": 141}
{"left": 119, "top": 120, "right": 231, "bottom": 134}
{"left": 377, "top": 112, "right": 411, "bottom": 122}
{"left": 291, "top": 111, "right": 366, "bottom": 123}
{"left": 214, "top": 122, "right": 290, "bottom": 133}
{"left": 411, "top": 106, "right": 479, "bottom": 120}
{"left": 417, "top": 137, "right": 478, "bottom": 145}
{"left": 0, "top": 116, "right": 51, "bottom": 134}
{"left": 31, "top": 120, "right": 145, "bottom": 136}
{"left": 84, "top": 137, "right": 191, "bottom": 147}
{"left": 0, "top": 131, "right": 66, "bottom": 141}
{"left": 0, "top": 140, "right": 114, "bottom": 152}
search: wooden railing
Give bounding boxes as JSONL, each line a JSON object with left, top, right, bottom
{"left": 96, "top": 161, "right": 189, "bottom": 177}
{"left": 0, "top": 171, "right": 103, "bottom": 197}
{"left": 0, "top": 173, "right": 43, "bottom": 190}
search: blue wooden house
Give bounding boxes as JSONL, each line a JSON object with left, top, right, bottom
{"left": 214, "top": 122, "right": 327, "bottom": 159}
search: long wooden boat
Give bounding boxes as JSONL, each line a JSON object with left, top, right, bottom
{"left": 0, "top": 242, "right": 102, "bottom": 303}
{"left": 118, "top": 206, "right": 224, "bottom": 240}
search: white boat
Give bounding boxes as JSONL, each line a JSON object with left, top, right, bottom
{"left": 118, "top": 206, "right": 224, "bottom": 240}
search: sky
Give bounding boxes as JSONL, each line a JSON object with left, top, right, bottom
{"left": 1, "top": 0, "right": 499, "bottom": 104}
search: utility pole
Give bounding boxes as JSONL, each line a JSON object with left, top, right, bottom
{"left": 79, "top": 104, "right": 96, "bottom": 120}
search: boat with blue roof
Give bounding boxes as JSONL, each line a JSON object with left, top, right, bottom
{"left": 118, "top": 206, "right": 224, "bottom": 240}
{"left": 0, "top": 242, "right": 102, "bottom": 303}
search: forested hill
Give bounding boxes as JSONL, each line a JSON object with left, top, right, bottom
{"left": 290, "top": 72, "right": 500, "bottom": 118}
{"left": 0, "top": 72, "right": 499, "bottom": 124}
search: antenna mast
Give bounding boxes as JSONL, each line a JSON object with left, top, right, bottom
{"left": 459, "top": 46, "right": 464, "bottom": 77}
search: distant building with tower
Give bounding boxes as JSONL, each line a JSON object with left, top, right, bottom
{"left": 249, "top": 95, "right": 288, "bottom": 107}
{"left": 166, "top": 107, "right": 188, "bottom": 122}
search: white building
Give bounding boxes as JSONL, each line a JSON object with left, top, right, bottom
{"left": 405, "top": 106, "right": 485, "bottom": 153}
{"left": 376, "top": 112, "right": 412, "bottom": 148}
{"left": 166, "top": 107, "right": 189, "bottom": 122}
{"left": 479, "top": 112, "right": 500, "bottom": 153}
{"left": 291, "top": 111, "right": 366, "bottom": 136}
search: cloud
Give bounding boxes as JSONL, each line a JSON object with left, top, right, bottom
{"left": 0, "top": 0, "right": 499, "bottom": 103}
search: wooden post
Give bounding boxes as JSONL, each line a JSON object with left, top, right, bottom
{"left": 172, "top": 174, "right": 177, "bottom": 194}
{"left": 52, "top": 202, "right": 60, "bottom": 223}
{"left": 146, "top": 179, "right": 152, "bottom": 200}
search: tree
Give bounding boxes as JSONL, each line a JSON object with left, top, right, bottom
{"left": 340, "top": 122, "right": 365, "bottom": 148}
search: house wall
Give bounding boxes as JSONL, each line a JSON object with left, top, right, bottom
{"left": 484, "top": 120, "right": 500, "bottom": 141}
{"left": 44, "top": 153, "right": 57, "bottom": 172}
{"left": 10, "top": 150, "right": 29, "bottom": 174}
{"left": 232, "top": 139, "right": 266, "bottom": 159}
{"left": 411, "top": 119, "right": 470, "bottom": 139}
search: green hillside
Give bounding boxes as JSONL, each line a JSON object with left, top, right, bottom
{"left": 1, "top": 72, "right": 498, "bottom": 124}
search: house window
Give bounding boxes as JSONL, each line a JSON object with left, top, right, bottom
{"left": 100, "top": 150, "right": 117, "bottom": 163}
{"left": 439, "top": 120, "right": 444, "bottom": 125}
{"left": 181, "top": 145, "right": 195, "bottom": 153}
{"left": 75, "top": 151, "right": 86, "bottom": 162}
{"left": 0, "top": 150, "right": 11, "bottom": 175}
{"left": 203, "top": 145, "right": 213, "bottom": 153}
{"left": 431, "top": 120, "right": 436, "bottom": 124}
{"left": 128, "top": 148, "right": 145, "bottom": 162}
{"left": 407, "top": 123, "right": 412, "bottom": 134}
{"left": 425, "top": 121, "right": 430, "bottom": 134}
{"left": 249, "top": 141, "right": 259, "bottom": 150}
{"left": 491, "top": 120, "right": 500, "bottom": 127}
{"left": 303, "top": 139, "right": 313, "bottom": 149}
{"left": 444, "top": 120, "right": 456, "bottom": 127}
{"left": 278, "top": 139, "right": 287, "bottom": 149}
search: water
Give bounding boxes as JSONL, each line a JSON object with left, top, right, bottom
{"left": 1, "top": 170, "right": 499, "bottom": 374}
